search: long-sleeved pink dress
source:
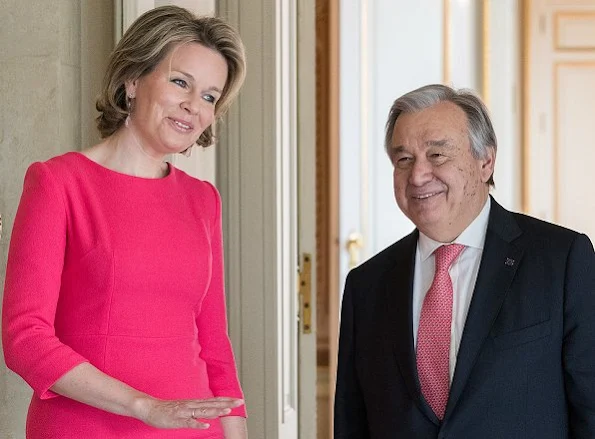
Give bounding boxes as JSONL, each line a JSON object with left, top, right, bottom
{"left": 2, "top": 152, "right": 246, "bottom": 438}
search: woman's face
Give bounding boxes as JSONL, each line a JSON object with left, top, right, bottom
{"left": 126, "top": 42, "right": 228, "bottom": 155}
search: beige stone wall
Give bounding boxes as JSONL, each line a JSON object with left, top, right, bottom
{"left": 0, "top": 1, "right": 113, "bottom": 437}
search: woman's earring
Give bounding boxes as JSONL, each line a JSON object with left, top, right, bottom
{"left": 125, "top": 94, "right": 134, "bottom": 127}
{"left": 180, "top": 146, "right": 193, "bottom": 157}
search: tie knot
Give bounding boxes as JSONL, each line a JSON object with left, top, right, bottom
{"left": 434, "top": 244, "right": 465, "bottom": 272}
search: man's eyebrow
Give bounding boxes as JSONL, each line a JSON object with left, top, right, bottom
{"left": 174, "top": 70, "right": 223, "bottom": 94}
{"left": 389, "top": 139, "right": 451, "bottom": 151}
{"left": 425, "top": 138, "right": 453, "bottom": 148}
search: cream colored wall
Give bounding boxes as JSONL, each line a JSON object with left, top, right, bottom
{"left": 81, "top": 2, "right": 116, "bottom": 150}
{"left": 0, "top": 1, "right": 113, "bottom": 437}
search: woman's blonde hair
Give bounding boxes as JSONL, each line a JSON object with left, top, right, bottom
{"left": 96, "top": 6, "right": 246, "bottom": 148}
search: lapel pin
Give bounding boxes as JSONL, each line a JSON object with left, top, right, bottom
{"left": 505, "top": 258, "right": 515, "bottom": 267}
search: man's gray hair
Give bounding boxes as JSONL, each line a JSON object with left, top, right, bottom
{"left": 384, "top": 84, "right": 497, "bottom": 186}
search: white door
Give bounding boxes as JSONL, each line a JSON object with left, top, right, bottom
{"left": 525, "top": 0, "right": 595, "bottom": 241}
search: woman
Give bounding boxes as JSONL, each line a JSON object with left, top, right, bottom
{"left": 2, "top": 6, "right": 247, "bottom": 438}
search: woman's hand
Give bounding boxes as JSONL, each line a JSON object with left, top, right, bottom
{"left": 135, "top": 396, "right": 244, "bottom": 430}
{"left": 51, "top": 363, "right": 244, "bottom": 431}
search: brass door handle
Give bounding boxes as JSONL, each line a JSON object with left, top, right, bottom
{"left": 346, "top": 232, "right": 363, "bottom": 269}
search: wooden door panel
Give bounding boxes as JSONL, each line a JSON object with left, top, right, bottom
{"left": 525, "top": 0, "right": 595, "bottom": 242}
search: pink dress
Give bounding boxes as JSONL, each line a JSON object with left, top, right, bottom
{"left": 2, "top": 152, "right": 246, "bottom": 438}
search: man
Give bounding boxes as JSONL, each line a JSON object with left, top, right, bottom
{"left": 334, "top": 84, "right": 595, "bottom": 438}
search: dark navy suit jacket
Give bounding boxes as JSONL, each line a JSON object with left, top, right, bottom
{"left": 334, "top": 198, "right": 595, "bottom": 438}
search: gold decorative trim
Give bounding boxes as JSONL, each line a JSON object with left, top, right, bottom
{"left": 554, "top": 11, "right": 595, "bottom": 52}
{"left": 552, "top": 61, "right": 595, "bottom": 222}
{"left": 443, "top": 0, "right": 451, "bottom": 85}
{"left": 521, "top": 0, "right": 531, "bottom": 214}
{"left": 482, "top": 0, "right": 490, "bottom": 107}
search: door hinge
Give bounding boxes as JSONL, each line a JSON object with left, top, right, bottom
{"left": 298, "top": 253, "right": 312, "bottom": 334}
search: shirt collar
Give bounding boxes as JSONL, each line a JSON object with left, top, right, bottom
{"left": 418, "top": 197, "right": 491, "bottom": 262}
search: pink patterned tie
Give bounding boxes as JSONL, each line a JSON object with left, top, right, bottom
{"left": 416, "top": 244, "right": 465, "bottom": 420}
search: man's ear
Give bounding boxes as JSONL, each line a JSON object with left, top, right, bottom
{"left": 480, "top": 146, "right": 496, "bottom": 183}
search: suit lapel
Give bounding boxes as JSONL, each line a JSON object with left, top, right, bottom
{"left": 387, "top": 231, "right": 441, "bottom": 424}
{"left": 444, "top": 198, "right": 524, "bottom": 420}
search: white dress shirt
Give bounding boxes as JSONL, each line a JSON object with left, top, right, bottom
{"left": 412, "top": 197, "right": 491, "bottom": 382}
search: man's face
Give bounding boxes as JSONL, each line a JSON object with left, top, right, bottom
{"left": 388, "top": 101, "right": 495, "bottom": 242}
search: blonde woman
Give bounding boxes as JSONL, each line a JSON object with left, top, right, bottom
{"left": 3, "top": 6, "right": 247, "bottom": 438}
